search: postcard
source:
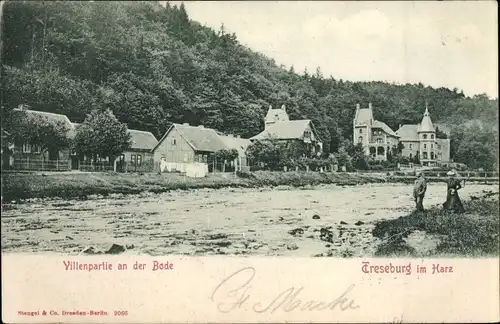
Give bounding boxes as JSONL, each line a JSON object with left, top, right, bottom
{"left": 1, "top": 1, "right": 499, "bottom": 323}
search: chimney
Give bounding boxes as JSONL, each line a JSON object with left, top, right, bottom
{"left": 356, "top": 104, "right": 360, "bottom": 110}
{"left": 236, "top": 135, "right": 241, "bottom": 138}
{"left": 198, "top": 125, "right": 204, "bottom": 128}
{"left": 399, "top": 124, "right": 402, "bottom": 130}
{"left": 368, "top": 102, "right": 372, "bottom": 109}
{"left": 183, "top": 123, "right": 189, "bottom": 126}
{"left": 268, "top": 105, "right": 273, "bottom": 111}
{"left": 281, "top": 104, "right": 286, "bottom": 112}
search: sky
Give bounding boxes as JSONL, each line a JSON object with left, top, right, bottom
{"left": 167, "top": 1, "right": 498, "bottom": 98}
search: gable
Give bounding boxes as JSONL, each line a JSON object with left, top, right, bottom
{"left": 251, "top": 120, "right": 320, "bottom": 141}
{"left": 153, "top": 124, "right": 227, "bottom": 153}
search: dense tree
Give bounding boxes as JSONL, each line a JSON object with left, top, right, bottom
{"left": 73, "top": 109, "right": 131, "bottom": 164}
{"left": 4, "top": 109, "right": 71, "bottom": 160}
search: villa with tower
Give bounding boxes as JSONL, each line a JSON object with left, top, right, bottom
{"left": 353, "top": 102, "right": 451, "bottom": 167}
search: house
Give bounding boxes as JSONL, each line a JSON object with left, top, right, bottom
{"left": 152, "top": 123, "right": 228, "bottom": 172}
{"left": 218, "top": 134, "right": 251, "bottom": 171}
{"left": 352, "top": 102, "right": 451, "bottom": 166}
{"left": 71, "top": 123, "right": 158, "bottom": 172}
{"left": 353, "top": 103, "right": 400, "bottom": 160}
{"left": 395, "top": 105, "right": 451, "bottom": 166}
{"left": 4, "top": 106, "right": 76, "bottom": 171}
{"left": 115, "top": 129, "right": 158, "bottom": 172}
{"left": 250, "top": 105, "right": 323, "bottom": 156}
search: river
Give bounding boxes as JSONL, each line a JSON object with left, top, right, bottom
{"left": 1, "top": 182, "right": 497, "bottom": 257}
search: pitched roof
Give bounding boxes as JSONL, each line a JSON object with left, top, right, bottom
{"left": 128, "top": 129, "right": 158, "bottom": 150}
{"left": 154, "top": 124, "right": 227, "bottom": 153}
{"left": 14, "top": 108, "right": 76, "bottom": 139}
{"left": 372, "top": 120, "right": 399, "bottom": 137}
{"left": 418, "top": 107, "right": 435, "bottom": 133}
{"left": 354, "top": 108, "right": 373, "bottom": 125}
{"left": 219, "top": 135, "right": 251, "bottom": 156}
{"left": 396, "top": 124, "right": 419, "bottom": 141}
{"left": 250, "top": 120, "right": 314, "bottom": 141}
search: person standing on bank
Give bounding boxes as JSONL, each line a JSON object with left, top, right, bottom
{"left": 443, "top": 170, "right": 465, "bottom": 213}
{"left": 413, "top": 172, "right": 427, "bottom": 211}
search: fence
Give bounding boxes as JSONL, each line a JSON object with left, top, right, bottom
{"left": 9, "top": 158, "right": 71, "bottom": 171}
{"left": 78, "top": 162, "right": 115, "bottom": 172}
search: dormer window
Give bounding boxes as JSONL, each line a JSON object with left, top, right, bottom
{"left": 304, "top": 131, "right": 312, "bottom": 138}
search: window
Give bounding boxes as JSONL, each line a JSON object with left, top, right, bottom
{"left": 423, "top": 152, "right": 428, "bottom": 159}
{"left": 376, "top": 138, "right": 383, "bottom": 144}
{"left": 431, "top": 144, "right": 433, "bottom": 149}
{"left": 423, "top": 134, "right": 428, "bottom": 139}
{"left": 137, "top": 155, "right": 142, "bottom": 166}
{"left": 359, "top": 129, "right": 363, "bottom": 134}
{"left": 409, "top": 153, "right": 413, "bottom": 158}
{"left": 22, "top": 144, "right": 31, "bottom": 153}
{"left": 304, "top": 131, "right": 311, "bottom": 138}
{"left": 131, "top": 154, "right": 136, "bottom": 164}
{"left": 358, "top": 136, "right": 363, "bottom": 143}
{"left": 172, "top": 139, "right": 176, "bottom": 145}
{"left": 424, "top": 144, "right": 427, "bottom": 149}
{"left": 431, "top": 152, "right": 434, "bottom": 160}
{"left": 409, "top": 144, "right": 412, "bottom": 149}
{"left": 32, "top": 145, "right": 41, "bottom": 154}
{"left": 431, "top": 134, "right": 434, "bottom": 139}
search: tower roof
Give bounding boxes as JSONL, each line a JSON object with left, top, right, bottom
{"left": 418, "top": 105, "right": 435, "bottom": 133}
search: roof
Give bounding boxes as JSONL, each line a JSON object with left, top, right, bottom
{"left": 250, "top": 120, "right": 315, "bottom": 141}
{"left": 372, "top": 120, "right": 399, "bottom": 137}
{"left": 354, "top": 108, "right": 373, "bottom": 125}
{"left": 219, "top": 135, "right": 251, "bottom": 156}
{"left": 128, "top": 129, "right": 158, "bottom": 150}
{"left": 14, "top": 108, "right": 76, "bottom": 139}
{"left": 418, "top": 107, "right": 435, "bottom": 133}
{"left": 153, "top": 123, "right": 227, "bottom": 153}
{"left": 396, "top": 124, "right": 419, "bottom": 141}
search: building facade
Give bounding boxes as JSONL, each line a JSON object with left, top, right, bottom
{"left": 353, "top": 103, "right": 400, "bottom": 161}
{"left": 353, "top": 103, "right": 451, "bottom": 166}
{"left": 250, "top": 105, "right": 323, "bottom": 156}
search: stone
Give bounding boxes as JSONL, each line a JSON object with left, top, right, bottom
{"left": 286, "top": 243, "right": 299, "bottom": 250}
{"left": 312, "top": 214, "right": 320, "bottom": 220}
{"left": 340, "top": 221, "right": 348, "bottom": 225}
{"left": 105, "top": 244, "right": 125, "bottom": 255}
{"left": 354, "top": 221, "right": 365, "bottom": 226}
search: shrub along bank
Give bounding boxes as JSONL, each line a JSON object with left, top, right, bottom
{"left": 372, "top": 192, "right": 500, "bottom": 257}
{"left": 1, "top": 170, "right": 388, "bottom": 201}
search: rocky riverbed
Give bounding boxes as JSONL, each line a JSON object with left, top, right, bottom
{"left": 1, "top": 183, "right": 497, "bottom": 257}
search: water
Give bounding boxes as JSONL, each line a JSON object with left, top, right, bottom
{"left": 1, "top": 183, "right": 497, "bottom": 257}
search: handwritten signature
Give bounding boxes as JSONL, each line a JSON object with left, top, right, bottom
{"left": 211, "top": 267, "right": 360, "bottom": 313}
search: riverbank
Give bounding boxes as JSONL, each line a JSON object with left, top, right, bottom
{"left": 2, "top": 171, "right": 389, "bottom": 201}
{"left": 372, "top": 192, "right": 500, "bottom": 257}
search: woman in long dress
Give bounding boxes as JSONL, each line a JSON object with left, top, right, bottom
{"left": 442, "top": 170, "right": 465, "bottom": 213}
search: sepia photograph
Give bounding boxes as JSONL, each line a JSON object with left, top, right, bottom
{"left": 0, "top": 1, "right": 499, "bottom": 322}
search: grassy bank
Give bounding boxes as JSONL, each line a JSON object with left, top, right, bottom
{"left": 372, "top": 193, "right": 500, "bottom": 257}
{"left": 1, "top": 171, "right": 388, "bottom": 201}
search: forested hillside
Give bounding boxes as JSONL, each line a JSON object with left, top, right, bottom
{"left": 1, "top": 1, "right": 498, "bottom": 168}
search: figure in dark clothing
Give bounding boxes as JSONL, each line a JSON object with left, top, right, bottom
{"left": 413, "top": 172, "right": 427, "bottom": 211}
{"left": 443, "top": 170, "right": 465, "bottom": 213}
